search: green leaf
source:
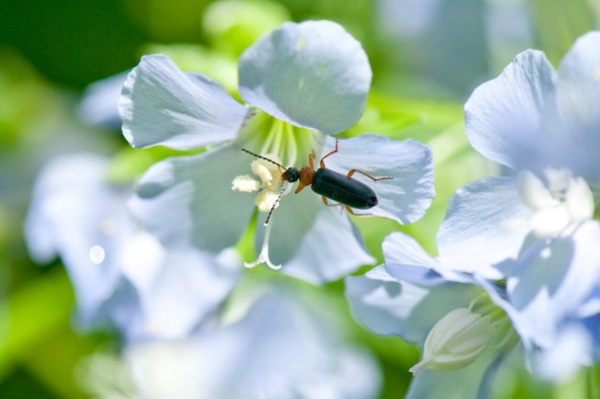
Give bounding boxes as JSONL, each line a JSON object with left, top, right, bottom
{"left": 0, "top": 270, "right": 74, "bottom": 378}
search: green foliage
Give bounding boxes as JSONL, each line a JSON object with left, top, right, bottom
{"left": 0, "top": 270, "right": 82, "bottom": 397}
{"left": 528, "top": 0, "right": 598, "bottom": 65}
{"left": 203, "top": 0, "right": 291, "bottom": 56}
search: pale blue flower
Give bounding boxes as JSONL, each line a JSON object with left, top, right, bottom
{"left": 25, "top": 154, "right": 241, "bottom": 342}
{"left": 119, "top": 20, "right": 434, "bottom": 283}
{"left": 440, "top": 32, "right": 600, "bottom": 276}
{"left": 346, "top": 232, "right": 523, "bottom": 398}
{"left": 86, "top": 288, "right": 381, "bottom": 399}
{"left": 372, "top": 31, "right": 600, "bottom": 384}
{"left": 444, "top": 32, "right": 600, "bottom": 351}
{"left": 347, "top": 229, "right": 598, "bottom": 396}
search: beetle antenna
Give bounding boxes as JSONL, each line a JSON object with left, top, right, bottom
{"left": 264, "top": 182, "right": 287, "bottom": 226}
{"left": 241, "top": 148, "right": 286, "bottom": 170}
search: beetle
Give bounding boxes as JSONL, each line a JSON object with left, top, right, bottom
{"left": 242, "top": 139, "right": 392, "bottom": 224}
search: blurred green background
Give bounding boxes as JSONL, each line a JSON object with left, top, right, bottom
{"left": 0, "top": 0, "right": 598, "bottom": 397}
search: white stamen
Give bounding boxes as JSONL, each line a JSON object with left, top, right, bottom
{"left": 517, "top": 168, "right": 595, "bottom": 237}
{"left": 566, "top": 177, "right": 595, "bottom": 221}
{"left": 232, "top": 157, "right": 283, "bottom": 208}
{"left": 531, "top": 206, "right": 571, "bottom": 237}
{"left": 518, "top": 171, "right": 556, "bottom": 210}
{"left": 251, "top": 158, "right": 282, "bottom": 188}
{"left": 251, "top": 161, "right": 272, "bottom": 186}
{"left": 231, "top": 175, "right": 260, "bottom": 192}
{"left": 255, "top": 190, "right": 280, "bottom": 213}
{"left": 244, "top": 222, "right": 281, "bottom": 270}
{"left": 544, "top": 168, "right": 571, "bottom": 193}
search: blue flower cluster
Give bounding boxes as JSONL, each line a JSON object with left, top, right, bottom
{"left": 347, "top": 31, "right": 600, "bottom": 396}
{"left": 24, "top": 17, "right": 600, "bottom": 398}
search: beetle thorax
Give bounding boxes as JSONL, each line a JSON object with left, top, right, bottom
{"left": 299, "top": 166, "right": 316, "bottom": 187}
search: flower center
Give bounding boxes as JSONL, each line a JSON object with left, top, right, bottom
{"left": 517, "top": 168, "right": 594, "bottom": 236}
{"left": 232, "top": 110, "right": 323, "bottom": 269}
{"left": 237, "top": 110, "right": 317, "bottom": 167}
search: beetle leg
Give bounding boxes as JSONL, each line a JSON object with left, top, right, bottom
{"left": 319, "top": 139, "right": 339, "bottom": 168}
{"left": 345, "top": 206, "right": 373, "bottom": 217}
{"left": 322, "top": 196, "right": 342, "bottom": 207}
{"left": 347, "top": 169, "right": 393, "bottom": 182}
{"left": 322, "top": 197, "right": 373, "bottom": 216}
{"left": 308, "top": 149, "right": 316, "bottom": 170}
{"left": 322, "top": 197, "right": 347, "bottom": 214}
{"left": 295, "top": 181, "right": 307, "bottom": 194}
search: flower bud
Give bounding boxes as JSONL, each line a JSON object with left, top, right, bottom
{"left": 410, "top": 307, "right": 492, "bottom": 374}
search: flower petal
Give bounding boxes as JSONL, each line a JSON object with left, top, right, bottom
{"left": 24, "top": 154, "right": 133, "bottom": 325}
{"left": 128, "top": 144, "right": 255, "bottom": 252}
{"left": 238, "top": 20, "right": 371, "bottom": 134}
{"left": 346, "top": 266, "right": 424, "bottom": 338}
{"left": 256, "top": 189, "right": 374, "bottom": 283}
{"left": 383, "top": 232, "right": 439, "bottom": 269}
{"left": 497, "top": 221, "right": 600, "bottom": 348}
{"left": 555, "top": 32, "right": 600, "bottom": 177}
{"left": 556, "top": 31, "right": 600, "bottom": 133}
{"left": 317, "top": 134, "right": 435, "bottom": 224}
{"left": 141, "top": 249, "right": 240, "bottom": 339}
{"left": 437, "top": 176, "right": 531, "bottom": 279}
{"left": 465, "top": 49, "right": 559, "bottom": 170}
{"left": 119, "top": 232, "right": 241, "bottom": 340}
{"left": 119, "top": 54, "right": 250, "bottom": 150}
{"left": 383, "top": 232, "right": 472, "bottom": 284}
{"left": 125, "top": 291, "right": 381, "bottom": 399}
{"left": 406, "top": 345, "right": 520, "bottom": 399}
{"left": 345, "top": 266, "right": 478, "bottom": 342}
{"left": 530, "top": 324, "right": 592, "bottom": 382}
